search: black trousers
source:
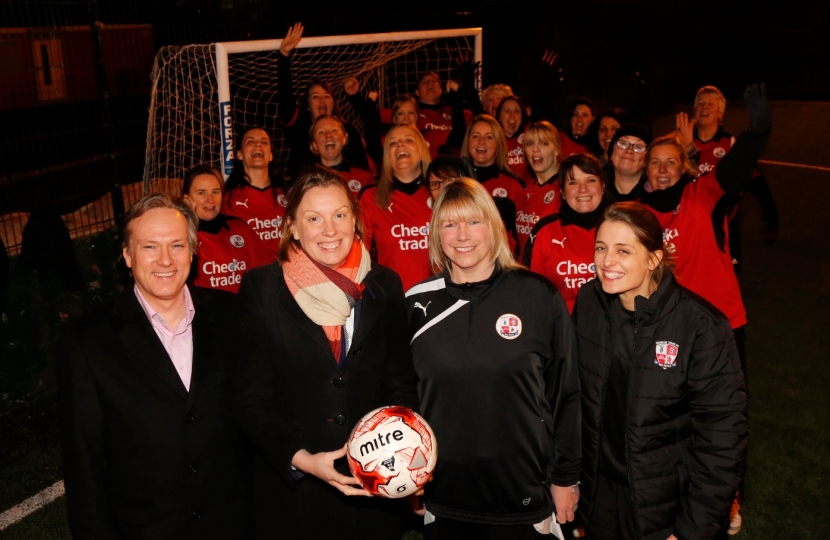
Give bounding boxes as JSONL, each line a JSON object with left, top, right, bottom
{"left": 584, "top": 474, "right": 639, "bottom": 540}
{"left": 424, "top": 516, "right": 551, "bottom": 539}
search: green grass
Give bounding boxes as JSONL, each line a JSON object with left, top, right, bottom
{"left": 3, "top": 102, "right": 830, "bottom": 538}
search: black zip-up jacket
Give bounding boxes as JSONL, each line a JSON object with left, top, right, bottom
{"left": 406, "top": 266, "right": 580, "bottom": 525}
{"left": 573, "top": 274, "right": 747, "bottom": 540}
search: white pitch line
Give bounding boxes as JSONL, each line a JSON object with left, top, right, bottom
{"left": 759, "top": 159, "right": 830, "bottom": 172}
{"left": 0, "top": 480, "right": 65, "bottom": 531}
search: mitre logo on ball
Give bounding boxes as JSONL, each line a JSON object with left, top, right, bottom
{"left": 347, "top": 406, "right": 437, "bottom": 498}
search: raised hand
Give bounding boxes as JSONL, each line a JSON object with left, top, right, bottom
{"left": 455, "top": 51, "right": 480, "bottom": 89}
{"left": 279, "top": 22, "right": 304, "bottom": 57}
{"left": 744, "top": 83, "right": 771, "bottom": 134}
{"left": 675, "top": 111, "right": 696, "bottom": 148}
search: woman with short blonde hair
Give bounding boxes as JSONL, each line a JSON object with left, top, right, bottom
{"left": 407, "top": 176, "right": 580, "bottom": 538}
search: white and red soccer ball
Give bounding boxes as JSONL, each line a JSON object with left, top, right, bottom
{"left": 346, "top": 405, "right": 437, "bottom": 498}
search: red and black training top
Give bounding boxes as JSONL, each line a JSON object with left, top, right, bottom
{"left": 517, "top": 173, "right": 561, "bottom": 260}
{"left": 221, "top": 183, "right": 286, "bottom": 263}
{"left": 524, "top": 200, "right": 608, "bottom": 313}
{"left": 191, "top": 215, "right": 271, "bottom": 293}
{"left": 639, "top": 129, "right": 769, "bottom": 329}
{"left": 358, "top": 178, "right": 434, "bottom": 291}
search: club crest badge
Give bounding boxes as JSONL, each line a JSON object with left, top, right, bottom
{"left": 230, "top": 234, "right": 245, "bottom": 248}
{"left": 713, "top": 147, "right": 726, "bottom": 158}
{"left": 496, "top": 314, "right": 522, "bottom": 340}
{"left": 544, "top": 190, "right": 557, "bottom": 204}
{"left": 348, "top": 179, "right": 361, "bottom": 192}
{"left": 492, "top": 187, "right": 508, "bottom": 198}
{"left": 654, "top": 341, "right": 679, "bottom": 369}
{"left": 278, "top": 194, "right": 288, "bottom": 207}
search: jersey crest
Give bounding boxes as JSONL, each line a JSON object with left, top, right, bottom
{"left": 230, "top": 234, "right": 245, "bottom": 248}
{"left": 654, "top": 341, "right": 679, "bottom": 369}
{"left": 496, "top": 314, "right": 522, "bottom": 340}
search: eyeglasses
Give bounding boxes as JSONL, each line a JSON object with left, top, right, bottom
{"left": 615, "top": 140, "right": 647, "bottom": 154}
{"left": 428, "top": 177, "right": 461, "bottom": 190}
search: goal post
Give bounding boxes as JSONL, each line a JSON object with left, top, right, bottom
{"left": 143, "top": 28, "right": 482, "bottom": 192}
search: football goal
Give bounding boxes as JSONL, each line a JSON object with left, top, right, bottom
{"left": 142, "top": 27, "right": 482, "bottom": 192}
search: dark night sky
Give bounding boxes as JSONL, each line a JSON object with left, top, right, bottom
{"left": 5, "top": 0, "right": 828, "bottom": 105}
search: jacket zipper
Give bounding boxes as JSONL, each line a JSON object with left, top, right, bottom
{"left": 626, "top": 298, "right": 643, "bottom": 538}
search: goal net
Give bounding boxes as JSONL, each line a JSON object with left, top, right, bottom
{"left": 142, "top": 28, "right": 482, "bottom": 192}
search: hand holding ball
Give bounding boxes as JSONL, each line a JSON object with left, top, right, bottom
{"left": 347, "top": 406, "right": 437, "bottom": 498}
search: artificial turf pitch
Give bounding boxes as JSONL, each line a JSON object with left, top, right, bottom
{"left": 1, "top": 101, "right": 828, "bottom": 538}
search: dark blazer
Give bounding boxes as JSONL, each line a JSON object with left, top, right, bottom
{"left": 232, "top": 261, "right": 419, "bottom": 540}
{"left": 58, "top": 286, "right": 253, "bottom": 540}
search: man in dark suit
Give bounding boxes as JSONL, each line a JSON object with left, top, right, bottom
{"left": 58, "top": 193, "right": 252, "bottom": 540}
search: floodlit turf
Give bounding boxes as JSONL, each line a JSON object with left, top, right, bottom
{"left": 1, "top": 102, "right": 829, "bottom": 538}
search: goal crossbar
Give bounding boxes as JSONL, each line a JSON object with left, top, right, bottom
{"left": 215, "top": 28, "right": 482, "bottom": 177}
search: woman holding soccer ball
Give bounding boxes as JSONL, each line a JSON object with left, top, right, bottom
{"left": 573, "top": 202, "right": 747, "bottom": 540}
{"left": 231, "top": 165, "right": 419, "bottom": 539}
{"left": 407, "top": 177, "right": 581, "bottom": 538}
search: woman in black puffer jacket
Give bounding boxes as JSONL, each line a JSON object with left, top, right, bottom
{"left": 573, "top": 202, "right": 746, "bottom": 540}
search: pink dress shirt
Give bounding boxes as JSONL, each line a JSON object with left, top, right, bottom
{"left": 134, "top": 284, "right": 196, "bottom": 391}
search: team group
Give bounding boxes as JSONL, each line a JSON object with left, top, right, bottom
{"left": 58, "top": 21, "right": 772, "bottom": 540}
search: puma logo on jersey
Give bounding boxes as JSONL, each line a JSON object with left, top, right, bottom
{"left": 235, "top": 199, "right": 249, "bottom": 209}
{"left": 414, "top": 301, "right": 431, "bottom": 316}
{"left": 551, "top": 237, "right": 567, "bottom": 247}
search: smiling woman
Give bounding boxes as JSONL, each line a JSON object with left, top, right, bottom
{"left": 524, "top": 154, "right": 610, "bottom": 313}
{"left": 231, "top": 165, "right": 418, "bottom": 539}
{"left": 574, "top": 202, "right": 746, "bottom": 540}
{"left": 358, "top": 124, "right": 434, "bottom": 290}
{"left": 222, "top": 127, "right": 288, "bottom": 262}
{"left": 276, "top": 23, "right": 375, "bottom": 179}
{"left": 182, "top": 165, "right": 269, "bottom": 293}
{"left": 406, "top": 177, "right": 581, "bottom": 538}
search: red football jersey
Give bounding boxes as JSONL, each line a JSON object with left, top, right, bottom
{"left": 359, "top": 185, "right": 434, "bottom": 291}
{"left": 192, "top": 217, "right": 271, "bottom": 293}
{"left": 528, "top": 218, "right": 596, "bottom": 313}
{"left": 221, "top": 183, "right": 286, "bottom": 263}
{"left": 560, "top": 132, "right": 589, "bottom": 159}
{"left": 644, "top": 175, "right": 746, "bottom": 328}
{"left": 516, "top": 176, "right": 561, "bottom": 259}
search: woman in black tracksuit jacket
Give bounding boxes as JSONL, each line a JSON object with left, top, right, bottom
{"left": 573, "top": 202, "right": 747, "bottom": 540}
{"left": 406, "top": 178, "right": 581, "bottom": 539}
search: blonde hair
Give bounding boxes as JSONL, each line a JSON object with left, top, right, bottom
{"left": 523, "top": 121, "right": 563, "bottom": 176}
{"left": 480, "top": 84, "right": 514, "bottom": 107}
{"left": 646, "top": 135, "right": 697, "bottom": 178}
{"left": 428, "top": 177, "right": 519, "bottom": 274}
{"left": 461, "top": 115, "right": 511, "bottom": 171}
{"left": 376, "top": 124, "right": 431, "bottom": 209}
{"left": 694, "top": 85, "right": 727, "bottom": 119}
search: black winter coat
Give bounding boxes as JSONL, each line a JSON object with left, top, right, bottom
{"left": 231, "top": 261, "right": 419, "bottom": 539}
{"left": 573, "top": 274, "right": 746, "bottom": 540}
